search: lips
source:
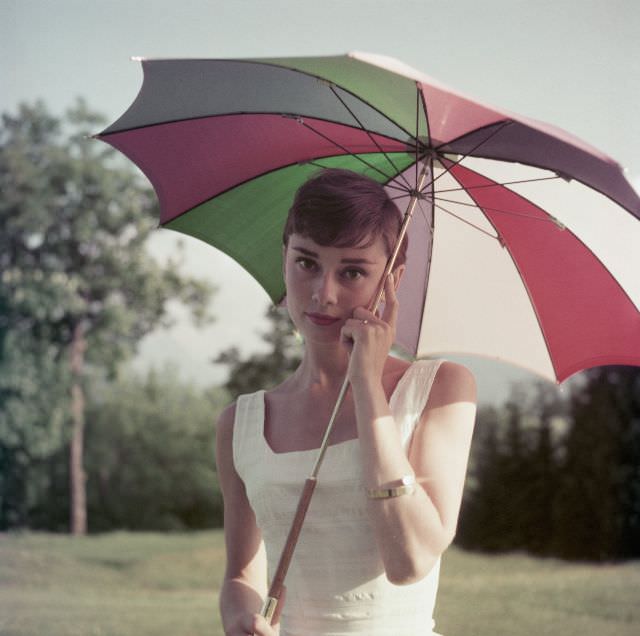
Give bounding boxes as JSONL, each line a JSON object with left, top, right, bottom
{"left": 305, "top": 312, "right": 340, "bottom": 326}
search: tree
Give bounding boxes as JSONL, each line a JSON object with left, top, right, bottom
{"left": 0, "top": 333, "right": 69, "bottom": 529}
{"left": 457, "top": 381, "right": 568, "bottom": 555}
{"left": 555, "top": 366, "right": 640, "bottom": 560}
{"left": 458, "top": 371, "right": 640, "bottom": 561}
{"left": 456, "top": 404, "right": 512, "bottom": 551}
{"left": 84, "top": 367, "right": 228, "bottom": 531}
{"left": 215, "top": 305, "right": 302, "bottom": 398}
{"left": 0, "top": 101, "right": 214, "bottom": 534}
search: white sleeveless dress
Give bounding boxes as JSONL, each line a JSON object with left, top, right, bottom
{"left": 232, "top": 359, "right": 444, "bottom": 636}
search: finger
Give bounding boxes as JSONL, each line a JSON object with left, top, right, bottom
{"left": 340, "top": 321, "right": 355, "bottom": 348}
{"left": 352, "top": 306, "right": 375, "bottom": 322}
{"left": 381, "top": 273, "right": 399, "bottom": 327}
{"left": 342, "top": 316, "right": 375, "bottom": 349}
{"left": 341, "top": 317, "right": 363, "bottom": 340}
{"left": 353, "top": 300, "right": 384, "bottom": 323}
{"left": 246, "top": 613, "right": 275, "bottom": 635}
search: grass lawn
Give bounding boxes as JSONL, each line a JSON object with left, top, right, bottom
{"left": 1, "top": 530, "right": 638, "bottom": 635}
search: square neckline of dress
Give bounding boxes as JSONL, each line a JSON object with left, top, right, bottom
{"left": 258, "top": 360, "right": 424, "bottom": 456}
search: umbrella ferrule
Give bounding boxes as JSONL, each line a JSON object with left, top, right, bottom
{"left": 261, "top": 596, "right": 278, "bottom": 622}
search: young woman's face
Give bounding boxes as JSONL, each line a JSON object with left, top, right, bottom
{"left": 283, "top": 232, "right": 390, "bottom": 344}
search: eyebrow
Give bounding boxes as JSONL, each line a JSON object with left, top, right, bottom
{"left": 291, "top": 245, "right": 378, "bottom": 265}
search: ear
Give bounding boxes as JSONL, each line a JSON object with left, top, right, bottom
{"left": 391, "top": 263, "right": 406, "bottom": 290}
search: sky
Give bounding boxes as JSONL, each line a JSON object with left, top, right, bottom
{"left": 2, "top": 0, "right": 639, "bottom": 404}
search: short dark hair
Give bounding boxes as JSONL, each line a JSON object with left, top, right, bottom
{"left": 283, "top": 169, "right": 407, "bottom": 266}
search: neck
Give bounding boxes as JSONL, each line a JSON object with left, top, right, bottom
{"left": 292, "top": 340, "right": 350, "bottom": 393}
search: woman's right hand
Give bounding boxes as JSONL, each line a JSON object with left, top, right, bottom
{"left": 226, "top": 611, "right": 279, "bottom": 635}
{"left": 236, "top": 587, "right": 286, "bottom": 635}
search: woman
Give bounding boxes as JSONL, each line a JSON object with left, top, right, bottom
{"left": 216, "top": 169, "right": 477, "bottom": 635}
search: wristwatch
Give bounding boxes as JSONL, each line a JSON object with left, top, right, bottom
{"left": 367, "top": 474, "right": 417, "bottom": 499}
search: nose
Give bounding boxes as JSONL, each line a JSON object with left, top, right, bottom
{"left": 312, "top": 272, "right": 338, "bottom": 306}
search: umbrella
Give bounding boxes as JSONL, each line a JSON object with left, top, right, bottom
{"left": 96, "top": 52, "right": 640, "bottom": 621}
{"left": 97, "top": 52, "right": 640, "bottom": 384}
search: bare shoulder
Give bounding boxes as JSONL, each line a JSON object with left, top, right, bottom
{"left": 426, "top": 361, "right": 477, "bottom": 411}
{"left": 215, "top": 400, "right": 248, "bottom": 499}
{"left": 215, "top": 401, "right": 238, "bottom": 455}
{"left": 410, "top": 361, "right": 477, "bottom": 463}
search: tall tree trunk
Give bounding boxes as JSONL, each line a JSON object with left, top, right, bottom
{"left": 69, "top": 321, "right": 87, "bottom": 535}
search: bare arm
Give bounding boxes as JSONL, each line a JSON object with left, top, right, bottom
{"left": 216, "top": 404, "right": 280, "bottom": 635}
{"left": 343, "top": 273, "right": 477, "bottom": 584}
{"left": 353, "top": 360, "right": 476, "bottom": 584}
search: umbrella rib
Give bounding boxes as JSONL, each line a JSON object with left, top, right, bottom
{"left": 413, "top": 195, "right": 434, "bottom": 322}
{"left": 305, "top": 158, "right": 409, "bottom": 194}
{"left": 305, "top": 155, "right": 408, "bottom": 195}
{"left": 432, "top": 195, "right": 566, "bottom": 226}
{"left": 389, "top": 193, "right": 411, "bottom": 202}
{"left": 431, "top": 200, "right": 499, "bottom": 241}
{"left": 328, "top": 85, "right": 413, "bottom": 190}
{"left": 411, "top": 176, "right": 437, "bottom": 353}
{"left": 436, "top": 175, "right": 562, "bottom": 194}
{"left": 385, "top": 180, "right": 417, "bottom": 195}
{"left": 416, "top": 196, "right": 434, "bottom": 237}
{"left": 415, "top": 86, "right": 420, "bottom": 190}
{"left": 431, "top": 120, "right": 513, "bottom": 187}
{"left": 379, "top": 180, "right": 411, "bottom": 194}
{"left": 247, "top": 57, "right": 417, "bottom": 139}
{"left": 299, "top": 120, "right": 404, "bottom": 186}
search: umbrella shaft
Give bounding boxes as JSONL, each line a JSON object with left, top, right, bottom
{"left": 261, "top": 477, "right": 317, "bottom": 620}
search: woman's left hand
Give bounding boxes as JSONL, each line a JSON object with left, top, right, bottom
{"left": 341, "top": 271, "right": 399, "bottom": 387}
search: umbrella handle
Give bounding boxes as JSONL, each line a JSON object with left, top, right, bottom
{"left": 260, "top": 477, "right": 317, "bottom": 622}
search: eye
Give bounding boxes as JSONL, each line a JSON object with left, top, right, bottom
{"left": 295, "top": 257, "right": 317, "bottom": 272}
{"left": 342, "top": 267, "right": 366, "bottom": 281}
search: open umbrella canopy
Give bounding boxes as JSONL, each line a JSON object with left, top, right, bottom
{"left": 97, "top": 52, "right": 640, "bottom": 383}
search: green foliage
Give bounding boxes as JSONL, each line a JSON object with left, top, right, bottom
{"left": 2, "top": 365, "right": 229, "bottom": 532}
{"left": 0, "top": 100, "right": 216, "bottom": 531}
{"left": 457, "top": 370, "right": 640, "bottom": 561}
{"left": 553, "top": 367, "right": 640, "bottom": 560}
{"left": 0, "top": 100, "right": 214, "bottom": 367}
{"left": 84, "top": 368, "right": 229, "bottom": 531}
{"left": 215, "top": 305, "right": 302, "bottom": 398}
{"left": 0, "top": 333, "right": 70, "bottom": 528}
